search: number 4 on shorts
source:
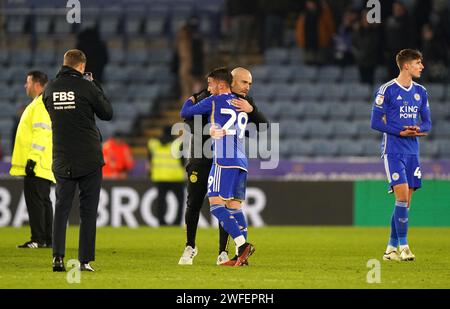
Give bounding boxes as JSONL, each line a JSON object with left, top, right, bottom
{"left": 414, "top": 167, "right": 422, "bottom": 179}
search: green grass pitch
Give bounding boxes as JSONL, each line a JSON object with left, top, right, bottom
{"left": 1, "top": 226, "right": 449, "bottom": 289}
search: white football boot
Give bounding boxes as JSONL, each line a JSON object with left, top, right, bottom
{"left": 383, "top": 250, "right": 400, "bottom": 261}
{"left": 178, "top": 246, "right": 198, "bottom": 265}
{"left": 400, "top": 247, "right": 415, "bottom": 261}
{"left": 216, "top": 251, "right": 230, "bottom": 265}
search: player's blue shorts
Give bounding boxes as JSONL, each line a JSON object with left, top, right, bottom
{"left": 207, "top": 164, "right": 247, "bottom": 201}
{"left": 383, "top": 153, "right": 422, "bottom": 192}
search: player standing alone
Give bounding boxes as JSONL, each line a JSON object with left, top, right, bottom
{"left": 181, "top": 67, "right": 255, "bottom": 266}
{"left": 370, "top": 49, "right": 432, "bottom": 261}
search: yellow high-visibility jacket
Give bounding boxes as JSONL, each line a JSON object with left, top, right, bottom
{"left": 147, "top": 138, "right": 185, "bottom": 182}
{"left": 10, "top": 94, "right": 55, "bottom": 183}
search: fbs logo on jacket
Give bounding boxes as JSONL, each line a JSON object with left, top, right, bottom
{"left": 53, "top": 91, "right": 76, "bottom": 110}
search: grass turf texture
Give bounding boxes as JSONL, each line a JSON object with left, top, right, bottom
{"left": 1, "top": 226, "right": 449, "bottom": 288}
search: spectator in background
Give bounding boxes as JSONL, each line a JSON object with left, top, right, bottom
{"left": 147, "top": 126, "right": 185, "bottom": 226}
{"left": 332, "top": 8, "right": 357, "bottom": 66}
{"left": 421, "top": 24, "right": 448, "bottom": 83}
{"left": 384, "top": 1, "right": 413, "bottom": 79}
{"left": 76, "top": 27, "right": 109, "bottom": 83}
{"left": 352, "top": 9, "right": 382, "bottom": 85}
{"left": 226, "top": 0, "right": 256, "bottom": 54}
{"left": 295, "top": 0, "right": 335, "bottom": 65}
{"left": 175, "top": 18, "right": 205, "bottom": 101}
{"left": 102, "top": 132, "right": 134, "bottom": 179}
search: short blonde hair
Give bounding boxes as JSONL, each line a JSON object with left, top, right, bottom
{"left": 63, "top": 49, "right": 87, "bottom": 68}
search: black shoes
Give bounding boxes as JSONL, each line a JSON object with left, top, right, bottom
{"left": 17, "top": 241, "right": 46, "bottom": 248}
{"left": 52, "top": 257, "right": 66, "bottom": 272}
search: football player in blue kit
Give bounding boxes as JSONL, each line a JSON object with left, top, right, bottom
{"left": 371, "top": 49, "right": 432, "bottom": 262}
{"left": 180, "top": 67, "right": 255, "bottom": 266}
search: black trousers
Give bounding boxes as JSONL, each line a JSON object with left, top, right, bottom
{"left": 156, "top": 182, "right": 185, "bottom": 225}
{"left": 24, "top": 176, "right": 52, "bottom": 244}
{"left": 184, "top": 162, "right": 211, "bottom": 247}
{"left": 53, "top": 168, "right": 102, "bottom": 262}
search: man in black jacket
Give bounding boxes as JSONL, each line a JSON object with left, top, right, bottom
{"left": 178, "top": 67, "right": 268, "bottom": 265}
{"left": 43, "top": 49, "right": 113, "bottom": 272}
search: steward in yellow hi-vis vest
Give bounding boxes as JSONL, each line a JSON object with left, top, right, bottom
{"left": 147, "top": 138, "right": 185, "bottom": 183}
{"left": 10, "top": 94, "right": 55, "bottom": 183}
{"left": 11, "top": 71, "right": 54, "bottom": 249}
{"left": 147, "top": 126, "right": 185, "bottom": 226}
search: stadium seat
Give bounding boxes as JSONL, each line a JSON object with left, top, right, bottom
{"left": 250, "top": 66, "right": 269, "bottom": 83}
{"left": 298, "top": 83, "right": 322, "bottom": 101}
{"left": 265, "top": 48, "right": 289, "bottom": 65}
{"left": 337, "top": 139, "right": 364, "bottom": 157}
{"left": 426, "top": 84, "right": 445, "bottom": 102}
{"left": 361, "top": 139, "right": 381, "bottom": 157}
{"left": 144, "top": 14, "right": 167, "bottom": 37}
{"left": 291, "top": 66, "right": 318, "bottom": 82}
{"left": 420, "top": 140, "right": 439, "bottom": 158}
{"left": 290, "top": 140, "right": 313, "bottom": 157}
{"left": 333, "top": 120, "right": 358, "bottom": 138}
{"left": 303, "top": 103, "right": 329, "bottom": 120}
{"left": 430, "top": 103, "right": 450, "bottom": 121}
{"left": 307, "top": 120, "right": 333, "bottom": 138}
{"left": 329, "top": 102, "right": 353, "bottom": 120}
{"left": 321, "top": 83, "right": 347, "bottom": 101}
{"left": 437, "top": 140, "right": 450, "bottom": 158}
{"left": 311, "top": 139, "right": 338, "bottom": 157}
{"left": 273, "top": 83, "right": 298, "bottom": 101}
{"left": 317, "top": 66, "right": 342, "bottom": 82}
{"left": 341, "top": 66, "right": 359, "bottom": 82}
{"left": 278, "top": 102, "right": 305, "bottom": 119}
{"left": 433, "top": 122, "right": 450, "bottom": 138}
{"left": 351, "top": 102, "right": 372, "bottom": 120}
{"left": 346, "top": 83, "right": 372, "bottom": 101}
{"left": 269, "top": 66, "right": 293, "bottom": 83}
{"left": 355, "top": 120, "right": 377, "bottom": 138}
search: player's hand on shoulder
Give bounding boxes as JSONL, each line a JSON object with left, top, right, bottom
{"left": 400, "top": 126, "right": 428, "bottom": 137}
{"left": 231, "top": 98, "right": 253, "bottom": 113}
{"left": 193, "top": 89, "right": 211, "bottom": 103}
{"left": 209, "top": 124, "right": 226, "bottom": 139}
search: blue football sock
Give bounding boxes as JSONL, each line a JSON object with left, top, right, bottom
{"left": 394, "top": 201, "right": 409, "bottom": 246}
{"left": 210, "top": 204, "right": 242, "bottom": 240}
{"left": 227, "top": 208, "right": 247, "bottom": 240}
{"left": 389, "top": 211, "right": 399, "bottom": 248}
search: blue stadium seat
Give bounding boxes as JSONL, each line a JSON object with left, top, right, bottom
{"left": 290, "top": 140, "right": 313, "bottom": 157}
{"left": 291, "top": 66, "right": 318, "bottom": 82}
{"left": 269, "top": 66, "right": 293, "bottom": 83}
{"left": 250, "top": 83, "right": 275, "bottom": 101}
{"left": 317, "top": 66, "right": 342, "bottom": 82}
{"left": 420, "top": 140, "right": 439, "bottom": 158}
{"left": 258, "top": 102, "right": 281, "bottom": 119}
{"left": 5, "top": 14, "right": 27, "bottom": 34}
{"left": 374, "top": 67, "right": 388, "bottom": 83}
{"left": 98, "top": 15, "right": 121, "bottom": 37}
{"left": 33, "top": 50, "right": 56, "bottom": 67}
{"left": 430, "top": 103, "right": 450, "bottom": 121}
{"left": 328, "top": 102, "right": 353, "bottom": 120}
{"left": 278, "top": 102, "right": 305, "bottom": 119}
{"left": 433, "top": 122, "right": 450, "bottom": 138}
{"left": 125, "top": 49, "right": 148, "bottom": 65}
{"left": 311, "top": 139, "right": 338, "bottom": 157}
{"left": 288, "top": 48, "right": 303, "bottom": 65}
{"left": 361, "top": 139, "right": 381, "bottom": 157}
{"left": 109, "top": 49, "right": 125, "bottom": 64}
{"left": 35, "top": 15, "right": 53, "bottom": 35}
{"left": 303, "top": 103, "right": 329, "bottom": 119}
{"left": 147, "top": 49, "right": 172, "bottom": 65}
{"left": 355, "top": 120, "right": 378, "bottom": 138}
{"left": 298, "top": 83, "right": 322, "bottom": 101}
{"left": 425, "top": 84, "right": 445, "bottom": 102}
{"left": 437, "top": 140, "right": 450, "bottom": 158}
{"left": 333, "top": 120, "right": 358, "bottom": 138}
{"left": 346, "top": 83, "right": 372, "bottom": 101}
{"left": 337, "top": 139, "right": 364, "bottom": 157}
{"left": 265, "top": 48, "right": 289, "bottom": 65}
{"left": 321, "top": 83, "right": 347, "bottom": 101}
{"left": 9, "top": 50, "right": 32, "bottom": 66}
{"left": 351, "top": 102, "right": 372, "bottom": 120}
{"left": 144, "top": 14, "right": 167, "bottom": 37}
{"left": 307, "top": 120, "right": 333, "bottom": 138}
{"left": 342, "top": 66, "right": 359, "bottom": 82}
{"left": 273, "top": 83, "right": 298, "bottom": 101}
